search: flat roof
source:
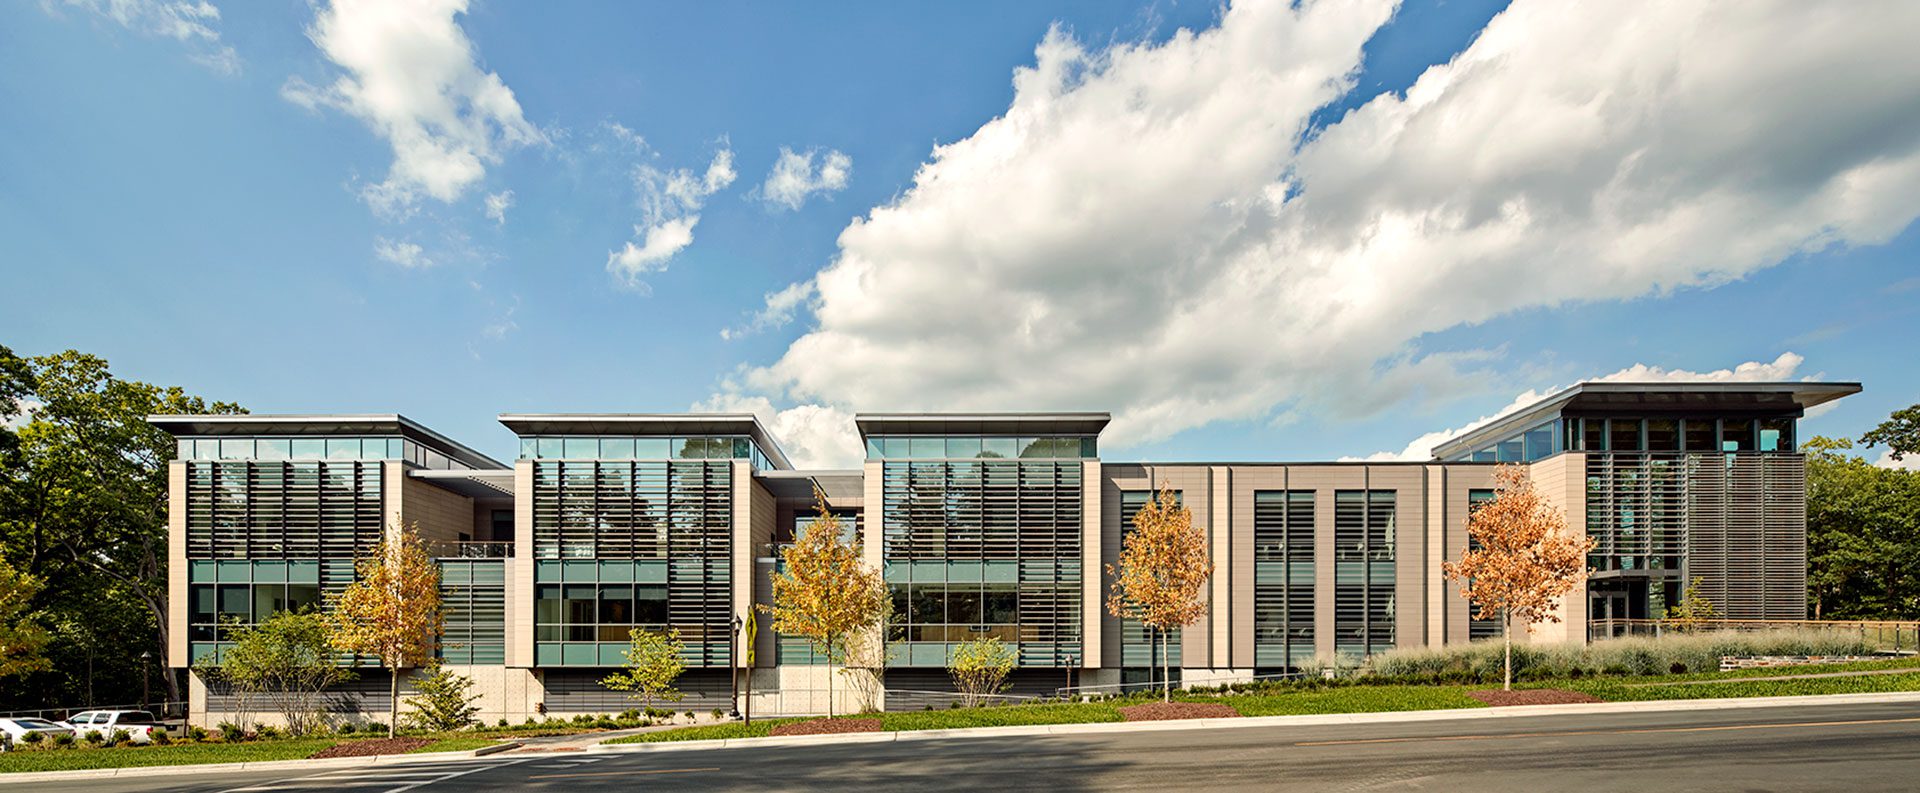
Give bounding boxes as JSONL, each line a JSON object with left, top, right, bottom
{"left": 1432, "top": 381, "right": 1862, "bottom": 459}
{"left": 147, "top": 413, "right": 506, "bottom": 470}
{"left": 854, "top": 412, "right": 1111, "bottom": 439}
{"left": 496, "top": 413, "right": 792, "bottom": 469}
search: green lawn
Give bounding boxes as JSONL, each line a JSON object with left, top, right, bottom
{"left": 0, "top": 740, "right": 337, "bottom": 774}
{"left": 619, "top": 658, "right": 1920, "bottom": 745}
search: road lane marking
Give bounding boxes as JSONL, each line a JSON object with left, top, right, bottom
{"left": 1293, "top": 715, "right": 1920, "bottom": 748}
{"left": 526, "top": 766, "right": 720, "bottom": 780}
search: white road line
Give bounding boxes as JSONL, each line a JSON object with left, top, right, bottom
{"left": 383, "top": 760, "right": 524, "bottom": 793}
{"left": 221, "top": 758, "right": 526, "bottom": 793}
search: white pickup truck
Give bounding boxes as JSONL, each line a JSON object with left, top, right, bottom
{"left": 59, "top": 710, "right": 165, "bottom": 743}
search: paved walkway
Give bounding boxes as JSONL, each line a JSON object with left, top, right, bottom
{"left": 1626, "top": 665, "right": 1920, "bottom": 687}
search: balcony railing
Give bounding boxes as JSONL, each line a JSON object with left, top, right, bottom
{"left": 430, "top": 540, "right": 514, "bottom": 559}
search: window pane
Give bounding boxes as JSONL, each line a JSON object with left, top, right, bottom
{"left": 981, "top": 437, "right": 1018, "bottom": 459}
{"left": 287, "top": 438, "right": 321, "bottom": 459}
{"left": 1018, "top": 438, "right": 1046, "bottom": 458}
{"left": 1645, "top": 419, "right": 1679, "bottom": 451}
{"left": 945, "top": 436, "right": 982, "bottom": 459}
{"left": 733, "top": 438, "right": 750, "bottom": 458}
{"left": 1496, "top": 438, "right": 1523, "bottom": 462}
{"left": 286, "top": 585, "right": 320, "bottom": 613}
{"left": 1471, "top": 448, "right": 1496, "bottom": 463}
{"left": 535, "top": 585, "right": 563, "bottom": 623}
{"left": 984, "top": 587, "right": 1018, "bottom": 624}
{"left": 1683, "top": 420, "right": 1715, "bottom": 452}
{"left": 636, "top": 586, "right": 668, "bottom": 624}
{"left": 255, "top": 439, "right": 290, "bottom": 461}
{"left": 388, "top": 438, "right": 404, "bottom": 459}
{"left": 908, "top": 437, "right": 942, "bottom": 458}
{"left": 220, "top": 438, "right": 253, "bottom": 460}
{"left": 563, "top": 437, "right": 599, "bottom": 459}
{"left": 537, "top": 437, "right": 562, "bottom": 458}
{"left": 1081, "top": 437, "right": 1098, "bottom": 458}
{"left": 599, "top": 585, "right": 634, "bottom": 623}
{"left": 1524, "top": 424, "right": 1553, "bottom": 461}
{"left": 866, "top": 438, "right": 884, "bottom": 460}
{"left": 1761, "top": 418, "right": 1794, "bottom": 452}
{"left": 218, "top": 585, "right": 251, "bottom": 621}
{"left": 634, "top": 438, "right": 671, "bottom": 458}
{"left": 1610, "top": 419, "right": 1643, "bottom": 452}
{"left": 910, "top": 586, "right": 943, "bottom": 624}
{"left": 1721, "top": 420, "right": 1755, "bottom": 451}
{"left": 1584, "top": 420, "right": 1606, "bottom": 452}
{"left": 520, "top": 438, "right": 537, "bottom": 459}
{"left": 326, "top": 438, "right": 359, "bottom": 460}
{"left": 948, "top": 589, "right": 982, "bottom": 624}
{"left": 190, "top": 586, "right": 216, "bottom": 624}
{"left": 601, "top": 437, "right": 636, "bottom": 460}
{"left": 252, "top": 584, "right": 288, "bottom": 620}
{"left": 671, "top": 438, "right": 693, "bottom": 459}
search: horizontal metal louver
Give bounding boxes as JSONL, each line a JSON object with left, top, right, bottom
{"left": 185, "top": 461, "right": 384, "bottom": 561}
{"left": 1253, "top": 491, "right": 1313, "bottom": 666}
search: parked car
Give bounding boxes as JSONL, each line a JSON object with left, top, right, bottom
{"left": 0, "top": 717, "right": 75, "bottom": 747}
{"left": 58, "top": 710, "right": 164, "bottom": 743}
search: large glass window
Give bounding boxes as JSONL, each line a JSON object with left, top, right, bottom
{"left": 1584, "top": 419, "right": 1606, "bottom": 451}
{"left": 1683, "top": 419, "right": 1716, "bottom": 451}
{"left": 1721, "top": 419, "right": 1755, "bottom": 452}
{"left": 1645, "top": 419, "right": 1679, "bottom": 451}
{"left": 1610, "top": 419, "right": 1643, "bottom": 452}
{"left": 1760, "top": 418, "right": 1794, "bottom": 452}
{"left": 1523, "top": 423, "right": 1554, "bottom": 461}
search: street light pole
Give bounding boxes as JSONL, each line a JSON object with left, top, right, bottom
{"left": 139, "top": 651, "right": 152, "bottom": 713}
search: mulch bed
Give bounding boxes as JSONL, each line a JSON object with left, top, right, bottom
{"left": 769, "top": 718, "right": 883, "bottom": 737}
{"left": 308, "top": 737, "right": 435, "bottom": 758}
{"left": 1118, "top": 701, "right": 1241, "bottom": 721}
{"left": 1468, "top": 689, "right": 1603, "bottom": 707}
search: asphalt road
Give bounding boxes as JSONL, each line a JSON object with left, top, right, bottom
{"left": 40, "top": 700, "right": 1920, "bottom": 792}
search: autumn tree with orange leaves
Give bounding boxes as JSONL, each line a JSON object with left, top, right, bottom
{"left": 329, "top": 522, "right": 443, "bottom": 737}
{"left": 1444, "top": 465, "right": 1594, "bottom": 691}
{"left": 1107, "top": 484, "right": 1213, "bottom": 702}
{"left": 763, "top": 487, "right": 887, "bottom": 718}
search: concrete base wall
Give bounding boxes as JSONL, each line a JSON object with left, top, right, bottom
{"left": 1180, "top": 668, "right": 1255, "bottom": 689}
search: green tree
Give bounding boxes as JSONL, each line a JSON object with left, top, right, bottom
{"left": 947, "top": 636, "right": 1016, "bottom": 707}
{"left": 1805, "top": 436, "right": 1920, "bottom": 619}
{"left": 1664, "top": 576, "right": 1721, "bottom": 631}
{"left": 329, "top": 524, "right": 443, "bottom": 738}
{"left": 600, "top": 628, "right": 685, "bottom": 712}
{"left": 200, "top": 611, "right": 351, "bottom": 735}
{"left": 404, "top": 664, "right": 482, "bottom": 732}
{"left": 0, "top": 348, "right": 242, "bottom": 708}
{"left": 0, "top": 557, "right": 50, "bottom": 679}
{"left": 1861, "top": 404, "right": 1920, "bottom": 461}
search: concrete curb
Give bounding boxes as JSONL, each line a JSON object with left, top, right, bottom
{"left": 0, "top": 740, "right": 524, "bottom": 785}
{"left": 587, "top": 690, "right": 1920, "bottom": 754}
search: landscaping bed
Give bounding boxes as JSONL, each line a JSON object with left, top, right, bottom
{"left": 770, "top": 717, "right": 882, "bottom": 736}
{"left": 1119, "top": 701, "right": 1239, "bottom": 721}
{"left": 1468, "top": 689, "right": 1601, "bottom": 706}
{"left": 308, "top": 737, "right": 435, "bottom": 758}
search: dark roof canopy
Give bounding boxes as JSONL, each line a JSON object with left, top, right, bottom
{"left": 1432, "top": 381, "right": 1862, "bottom": 459}
{"left": 496, "top": 413, "right": 792, "bottom": 469}
{"left": 147, "top": 413, "right": 506, "bottom": 470}
{"left": 854, "top": 412, "right": 1111, "bottom": 440}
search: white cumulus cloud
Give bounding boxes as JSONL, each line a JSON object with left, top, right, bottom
{"left": 373, "top": 237, "right": 431, "bottom": 268}
{"left": 53, "top": 0, "right": 241, "bottom": 75}
{"left": 758, "top": 147, "right": 851, "bottom": 211}
{"left": 605, "top": 145, "right": 736, "bottom": 289}
{"left": 731, "top": 0, "right": 1920, "bottom": 452}
{"left": 1350, "top": 353, "right": 1812, "bottom": 461}
{"left": 693, "top": 393, "right": 863, "bottom": 470}
{"left": 282, "top": 0, "right": 543, "bottom": 218}
{"left": 722, "top": 280, "right": 816, "bottom": 340}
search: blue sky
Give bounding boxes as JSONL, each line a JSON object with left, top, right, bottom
{"left": 2, "top": 0, "right": 1916, "bottom": 468}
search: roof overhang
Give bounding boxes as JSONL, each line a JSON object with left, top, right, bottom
{"left": 496, "top": 413, "right": 793, "bottom": 469}
{"left": 408, "top": 468, "right": 516, "bottom": 500}
{"left": 146, "top": 413, "right": 506, "bottom": 470}
{"left": 753, "top": 469, "right": 864, "bottom": 503}
{"left": 854, "top": 412, "right": 1111, "bottom": 439}
{"left": 1432, "top": 381, "right": 1862, "bottom": 459}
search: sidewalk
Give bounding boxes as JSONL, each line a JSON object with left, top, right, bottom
{"left": 587, "top": 690, "right": 1920, "bottom": 754}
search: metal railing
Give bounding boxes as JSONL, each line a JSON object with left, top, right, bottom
{"left": 1588, "top": 618, "right": 1920, "bottom": 652}
{"left": 0, "top": 700, "right": 188, "bottom": 724}
{"left": 429, "top": 540, "right": 514, "bottom": 559}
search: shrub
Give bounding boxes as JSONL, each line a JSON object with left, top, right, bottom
{"left": 572, "top": 714, "right": 593, "bottom": 725}
{"left": 53, "top": 732, "right": 75, "bottom": 747}
{"left": 255, "top": 725, "right": 281, "bottom": 740}
{"left": 682, "top": 710, "right": 696, "bottom": 723}
{"left": 217, "top": 722, "right": 245, "bottom": 742}
{"left": 403, "top": 664, "right": 484, "bottom": 732}
{"left": 365, "top": 721, "right": 388, "bottom": 735}
{"left": 1370, "top": 630, "right": 1876, "bottom": 684}
{"left": 151, "top": 727, "right": 171, "bottom": 745}
{"left": 594, "top": 717, "right": 617, "bottom": 729}
{"left": 711, "top": 708, "right": 725, "bottom": 721}
{"left": 1670, "top": 662, "right": 1689, "bottom": 675}
{"left": 189, "top": 725, "right": 209, "bottom": 742}
{"left": 83, "top": 730, "right": 105, "bottom": 745}
{"left": 498, "top": 718, "right": 509, "bottom": 728}
{"left": 523, "top": 717, "right": 538, "bottom": 727}
{"left": 21, "top": 730, "right": 44, "bottom": 746}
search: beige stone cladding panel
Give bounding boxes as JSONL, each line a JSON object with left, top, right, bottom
{"left": 1081, "top": 460, "right": 1102, "bottom": 668}
{"left": 1523, "top": 453, "right": 1588, "bottom": 644}
{"left": 1101, "top": 464, "right": 1212, "bottom": 668}
{"left": 398, "top": 468, "right": 477, "bottom": 544}
{"left": 1209, "top": 466, "right": 1231, "bottom": 668}
{"left": 740, "top": 464, "right": 776, "bottom": 671}
{"left": 168, "top": 461, "right": 189, "bottom": 668}
{"left": 1434, "top": 464, "right": 1498, "bottom": 646}
{"left": 1097, "top": 464, "right": 1141, "bottom": 668}
{"left": 448, "top": 665, "right": 543, "bottom": 724}
{"left": 508, "top": 460, "right": 534, "bottom": 668}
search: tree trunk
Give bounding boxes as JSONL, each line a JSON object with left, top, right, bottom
{"left": 1161, "top": 627, "right": 1172, "bottom": 703}
{"left": 1502, "top": 611, "right": 1513, "bottom": 692}
{"left": 388, "top": 665, "right": 400, "bottom": 738}
{"left": 826, "top": 633, "right": 835, "bottom": 719}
